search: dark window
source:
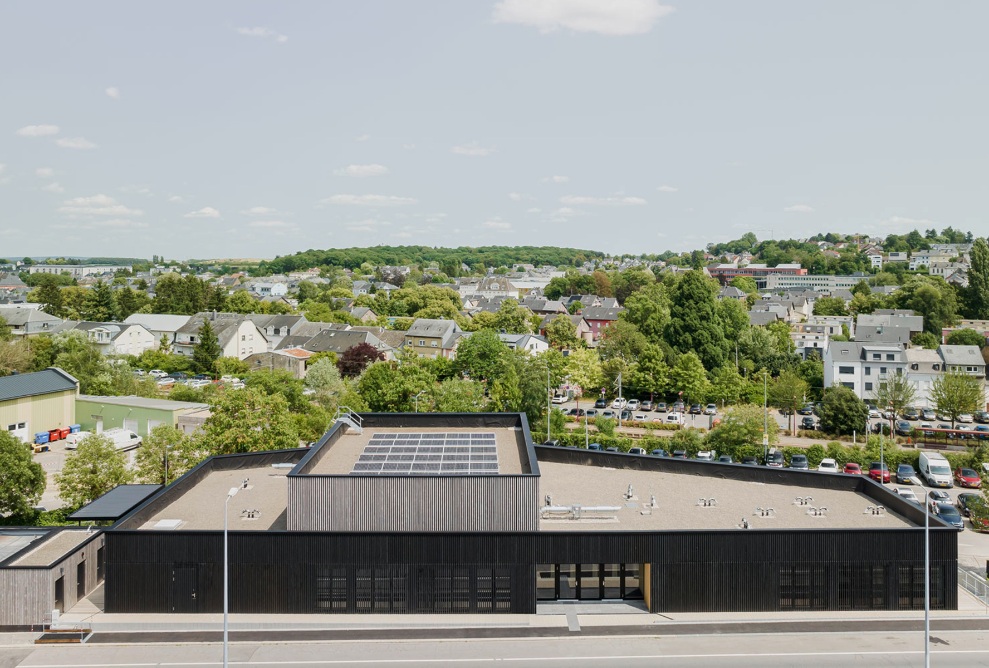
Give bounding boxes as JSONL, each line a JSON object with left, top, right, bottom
{"left": 838, "top": 366, "right": 854, "bottom": 375}
{"left": 887, "top": 354, "right": 895, "bottom": 361}
{"left": 839, "top": 565, "right": 885, "bottom": 610}
{"left": 865, "top": 367, "right": 871, "bottom": 376}
{"left": 880, "top": 367, "right": 887, "bottom": 375}
{"left": 865, "top": 382, "right": 873, "bottom": 391}
{"left": 779, "top": 566, "right": 826, "bottom": 610}
{"left": 841, "top": 382, "right": 854, "bottom": 389}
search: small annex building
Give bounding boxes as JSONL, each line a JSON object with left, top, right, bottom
{"left": 75, "top": 395, "right": 209, "bottom": 438}
{"left": 99, "top": 412, "right": 958, "bottom": 617}
{"left": 0, "top": 368, "right": 78, "bottom": 444}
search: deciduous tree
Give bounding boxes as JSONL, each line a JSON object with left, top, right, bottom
{"left": 56, "top": 434, "right": 133, "bottom": 508}
{"left": 817, "top": 385, "right": 868, "bottom": 436}
{"left": 665, "top": 270, "right": 727, "bottom": 370}
{"left": 769, "top": 371, "right": 809, "bottom": 435}
{"left": 135, "top": 424, "right": 200, "bottom": 485}
{"left": 199, "top": 388, "right": 299, "bottom": 454}
{"left": 930, "top": 369, "right": 985, "bottom": 426}
{"left": 336, "top": 342, "right": 386, "bottom": 378}
{"left": 0, "top": 431, "right": 46, "bottom": 516}
{"left": 669, "top": 352, "right": 710, "bottom": 404}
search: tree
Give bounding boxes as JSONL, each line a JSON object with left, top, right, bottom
{"left": 729, "top": 276, "right": 758, "bottom": 295}
{"left": 946, "top": 328, "right": 986, "bottom": 348}
{"left": 769, "top": 371, "right": 810, "bottom": 435}
{"left": 544, "top": 314, "right": 581, "bottom": 350}
{"left": 669, "top": 352, "right": 710, "bottom": 404}
{"left": 665, "top": 270, "right": 727, "bottom": 370}
{"left": 597, "top": 320, "right": 647, "bottom": 364}
{"left": 115, "top": 286, "right": 150, "bottom": 319}
{"left": 563, "top": 347, "right": 605, "bottom": 400}
{"left": 964, "top": 237, "right": 989, "bottom": 319}
{"left": 0, "top": 431, "right": 46, "bottom": 516}
{"left": 134, "top": 424, "right": 199, "bottom": 485}
{"left": 709, "top": 365, "right": 745, "bottom": 406}
{"left": 243, "top": 369, "right": 309, "bottom": 412}
{"left": 304, "top": 357, "right": 345, "bottom": 397}
{"left": 930, "top": 369, "right": 985, "bottom": 426}
{"left": 493, "top": 299, "right": 531, "bottom": 334}
{"left": 200, "top": 388, "right": 299, "bottom": 454}
{"left": 452, "top": 329, "right": 508, "bottom": 381}
{"left": 192, "top": 321, "right": 221, "bottom": 375}
{"left": 717, "top": 297, "right": 750, "bottom": 343}
{"left": 620, "top": 282, "right": 669, "bottom": 343}
{"left": 894, "top": 275, "right": 959, "bottom": 335}
{"left": 81, "top": 280, "right": 119, "bottom": 321}
{"left": 357, "top": 360, "right": 434, "bottom": 412}
{"left": 37, "top": 278, "right": 65, "bottom": 317}
{"left": 813, "top": 296, "right": 848, "bottom": 316}
{"left": 55, "top": 434, "right": 133, "bottom": 507}
{"left": 817, "top": 385, "right": 868, "bottom": 436}
{"left": 871, "top": 370, "right": 917, "bottom": 419}
{"left": 0, "top": 316, "right": 9, "bottom": 342}
{"left": 0, "top": 338, "right": 34, "bottom": 377}
{"left": 911, "top": 332, "right": 941, "bottom": 350}
{"left": 336, "top": 343, "right": 386, "bottom": 378}
{"left": 705, "top": 404, "right": 778, "bottom": 452}
{"left": 628, "top": 344, "right": 668, "bottom": 399}
{"left": 432, "top": 377, "right": 486, "bottom": 412}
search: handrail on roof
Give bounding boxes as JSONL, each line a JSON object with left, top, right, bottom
{"left": 333, "top": 407, "right": 363, "bottom": 435}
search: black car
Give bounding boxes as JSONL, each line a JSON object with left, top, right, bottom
{"left": 956, "top": 492, "right": 983, "bottom": 518}
{"left": 895, "top": 420, "right": 913, "bottom": 436}
{"left": 689, "top": 403, "right": 702, "bottom": 414}
{"left": 902, "top": 408, "right": 920, "bottom": 421}
{"left": 800, "top": 417, "right": 816, "bottom": 430}
{"left": 896, "top": 463, "right": 917, "bottom": 484}
{"left": 934, "top": 502, "right": 964, "bottom": 530}
{"left": 765, "top": 451, "right": 785, "bottom": 468}
{"left": 620, "top": 410, "right": 632, "bottom": 420}
{"left": 192, "top": 373, "right": 211, "bottom": 381}
{"left": 650, "top": 448, "right": 668, "bottom": 457}
{"left": 594, "top": 398, "right": 607, "bottom": 409}
{"left": 975, "top": 410, "right": 989, "bottom": 424}
{"left": 789, "top": 454, "right": 809, "bottom": 470}
{"left": 167, "top": 371, "right": 189, "bottom": 381}
{"left": 567, "top": 408, "right": 585, "bottom": 417}
{"left": 797, "top": 405, "right": 815, "bottom": 416}
{"left": 717, "top": 455, "right": 734, "bottom": 464}
{"left": 741, "top": 455, "right": 759, "bottom": 466}
{"left": 672, "top": 449, "right": 687, "bottom": 458}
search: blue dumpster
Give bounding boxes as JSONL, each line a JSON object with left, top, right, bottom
{"left": 34, "top": 432, "right": 49, "bottom": 445}
{"left": 69, "top": 424, "right": 81, "bottom": 434}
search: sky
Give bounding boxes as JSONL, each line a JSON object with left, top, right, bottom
{"left": 1, "top": 1, "right": 987, "bottom": 261}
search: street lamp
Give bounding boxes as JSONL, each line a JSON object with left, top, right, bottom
{"left": 414, "top": 391, "right": 426, "bottom": 413}
{"left": 763, "top": 370, "right": 769, "bottom": 460}
{"left": 223, "top": 486, "right": 238, "bottom": 668}
{"left": 916, "top": 476, "right": 931, "bottom": 668}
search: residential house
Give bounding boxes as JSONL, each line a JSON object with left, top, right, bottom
{"left": 244, "top": 347, "right": 313, "bottom": 379}
{"left": 942, "top": 321, "right": 989, "bottom": 345}
{"left": 173, "top": 312, "right": 269, "bottom": 361}
{"left": 0, "top": 273, "right": 27, "bottom": 294}
{"left": 0, "top": 307, "right": 64, "bottom": 337}
{"left": 249, "top": 281, "right": 288, "bottom": 297}
{"left": 538, "top": 313, "right": 593, "bottom": 345}
{"left": 350, "top": 307, "right": 378, "bottom": 323}
{"left": 886, "top": 252, "right": 909, "bottom": 263}
{"left": 283, "top": 328, "right": 392, "bottom": 359}
{"left": 474, "top": 276, "right": 518, "bottom": 300}
{"left": 519, "top": 297, "right": 568, "bottom": 316}
{"left": 26, "top": 264, "right": 130, "bottom": 277}
{"left": 867, "top": 254, "right": 884, "bottom": 270}
{"left": 564, "top": 295, "right": 619, "bottom": 310}
{"left": 405, "top": 319, "right": 464, "bottom": 359}
{"left": 806, "top": 314, "right": 855, "bottom": 339}
{"left": 823, "top": 341, "right": 908, "bottom": 401}
{"left": 857, "top": 312, "right": 924, "bottom": 338}
{"left": 351, "top": 280, "right": 372, "bottom": 297}
{"left": 497, "top": 333, "right": 549, "bottom": 355}
{"left": 373, "top": 282, "right": 400, "bottom": 297}
{"left": 717, "top": 286, "right": 748, "bottom": 302}
{"left": 580, "top": 306, "right": 623, "bottom": 341}
{"left": 790, "top": 323, "right": 830, "bottom": 360}
{"left": 904, "top": 348, "right": 944, "bottom": 409}
{"left": 938, "top": 345, "right": 986, "bottom": 379}
{"left": 70, "top": 321, "right": 157, "bottom": 356}
{"left": 123, "top": 313, "right": 192, "bottom": 348}
{"left": 245, "top": 314, "right": 310, "bottom": 351}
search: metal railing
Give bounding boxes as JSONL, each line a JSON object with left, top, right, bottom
{"left": 958, "top": 566, "right": 989, "bottom": 609}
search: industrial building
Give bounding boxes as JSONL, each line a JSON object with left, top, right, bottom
{"left": 94, "top": 412, "right": 957, "bottom": 617}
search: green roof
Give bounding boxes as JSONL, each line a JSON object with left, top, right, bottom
{"left": 0, "top": 368, "right": 78, "bottom": 402}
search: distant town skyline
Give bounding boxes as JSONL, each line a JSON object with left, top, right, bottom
{"left": 2, "top": 1, "right": 987, "bottom": 259}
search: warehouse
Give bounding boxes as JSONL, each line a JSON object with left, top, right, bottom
{"left": 101, "top": 412, "right": 957, "bottom": 616}
{"left": 75, "top": 395, "right": 209, "bottom": 438}
{"left": 0, "top": 368, "right": 78, "bottom": 444}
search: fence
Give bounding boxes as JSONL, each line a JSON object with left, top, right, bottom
{"left": 958, "top": 566, "right": 989, "bottom": 609}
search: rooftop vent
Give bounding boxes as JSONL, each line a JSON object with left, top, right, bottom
{"left": 865, "top": 505, "right": 886, "bottom": 516}
{"left": 697, "top": 498, "right": 717, "bottom": 507}
{"left": 755, "top": 507, "right": 776, "bottom": 518}
{"left": 807, "top": 506, "right": 828, "bottom": 517}
{"left": 794, "top": 496, "right": 813, "bottom": 506}
{"left": 153, "top": 519, "right": 182, "bottom": 530}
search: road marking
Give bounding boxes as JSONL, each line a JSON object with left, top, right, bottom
{"left": 19, "top": 648, "right": 989, "bottom": 667}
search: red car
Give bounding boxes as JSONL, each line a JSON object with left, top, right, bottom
{"left": 954, "top": 467, "right": 982, "bottom": 489}
{"left": 868, "top": 462, "right": 890, "bottom": 483}
{"left": 843, "top": 462, "right": 862, "bottom": 475}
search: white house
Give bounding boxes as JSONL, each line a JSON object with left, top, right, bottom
{"left": 823, "top": 341, "right": 908, "bottom": 401}
{"left": 71, "top": 321, "right": 157, "bottom": 357}
{"left": 173, "top": 312, "right": 269, "bottom": 360}
{"left": 123, "top": 314, "right": 192, "bottom": 347}
{"left": 497, "top": 333, "right": 549, "bottom": 355}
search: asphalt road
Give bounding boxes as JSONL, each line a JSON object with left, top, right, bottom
{"left": 7, "top": 630, "right": 989, "bottom": 667}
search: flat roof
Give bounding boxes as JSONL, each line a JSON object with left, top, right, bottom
{"left": 68, "top": 484, "right": 162, "bottom": 521}
{"left": 538, "top": 461, "right": 913, "bottom": 531}
{"left": 9, "top": 529, "right": 97, "bottom": 567}
{"left": 136, "top": 464, "right": 292, "bottom": 531}
{"left": 309, "top": 425, "right": 527, "bottom": 476}
{"left": 0, "top": 530, "right": 49, "bottom": 564}
{"left": 77, "top": 394, "right": 207, "bottom": 411}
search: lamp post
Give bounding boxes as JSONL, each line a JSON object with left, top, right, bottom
{"left": 414, "top": 391, "right": 426, "bottom": 413}
{"left": 763, "top": 370, "right": 769, "bottom": 460}
{"left": 916, "top": 477, "right": 931, "bottom": 668}
{"left": 223, "top": 486, "right": 238, "bottom": 668}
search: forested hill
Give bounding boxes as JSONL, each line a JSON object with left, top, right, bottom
{"left": 257, "top": 246, "right": 604, "bottom": 275}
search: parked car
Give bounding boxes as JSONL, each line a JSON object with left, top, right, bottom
{"left": 868, "top": 408, "right": 882, "bottom": 419}
{"left": 717, "top": 455, "right": 733, "bottom": 464}
{"left": 149, "top": 369, "right": 168, "bottom": 379}
{"left": 902, "top": 408, "right": 920, "bottom": 421}
{"left": 671, "top": 449, "right": 687, "bottom": 458}
{"left": 974, "top": 425, "right": 989, "bottom": 440}
{"left": 895, "top": 421, "right": 913, "bottom": 436}
{"left": 974, "top": 410, "right": 989, "bottom": 424}
{"left": 921, "top": 408, "right": 937, "bottom": 421}
{"left": 650, "top": 448, "right": 668, "bottom": 457}
{"left": 626, "top": 399, "right": 640, "bottom": 411}
{"left": 620, "top": 410, "right": 632, "bottom": 421}
{"left": 868, "top": 461, "right": 890, "bottom": 484}
{"left": 594, "top": 398, "right": 607, "bottom": 409}
{"left": 765, "top": 450, "right": 785, "bottom": 468}
{"left": 628, "top": 447, "right": 646, "bottom": 455}
{"left": 168, "top": 372, "right": 189, "bottom": 382}
{"left": 896, "top": 463, "right": 917, "bottom": 484}
{"left": 800, "top": 417, "right": 816, "bottom": 431}
{"left": 933, "top": 502, "right": 965, "bottom": 530}
{"left": 541, "top": 439, "right": 560, "bottom": 447}
{"left": 956, "top": 492, "right": 983, "bottom": 517}
{"left": 666, "top": 413, "right": 684, "bottom": 425}
{"left": 605, "top": 446, "right": 619, "bottom": 453}
{"left": 632, "top": 413, "right": 646, "bottom": 422}
{"left": 817, "top": 458, "right": 838, "bottom": 473}
{"left": 587, "top": 443, "right": 602, "bottom": 451}
{"left": 789, "top": 454, "right": 809, "bottom": 470}
{"left": 695, "top": 450, "right": 715, "bottom": 461}
{"left": 188, "top": 379, "right": 211, "bottom": 389}
{"left": 894, "top": 488, "right": 920, "bottom": 504}
{"left": 219, "top": 375, "right": 241, "bottom": 384}
{"left": 566, "top": 408, "right": 585, "bottom": 417}
{"left": 640, "top": 400, "right": 653, "bottom": 411}
{"left": 584, "top": 409, "right": 598, "bottom": 418}
{"left": 552, "top": 394, "right": 567, "bottom": 404}
{"left": 688, "top": 403, "right": 703, "bottom": 415}
{"left": 192, "top": 373, "right": 211, "bottom": 381}
{"left": 672, "top": 401, "right": 685, "bottom": 413}
{"left": 156, "top": 377, "right": 176, "bottom": 387}
{"left": 797, "top": 405, "right": 815, "bottom": 415}
{"left": 958, "top": 413, "right": 975, "bottom": 424}
{"left": 611, "top": 397, "right": 627, "bottom": 409}
{"left": 654, "top": 402, "right": 668, "bottom": 413}
{"left": 601, "top": 410, "right": 615, "bottom": 419}
{"left": 928, "top": 490, "right": 952, "bottom": 510}
{"left": 954, "top": 467, "right": 982, "bottom": 488}
{"left": 740, "top": 455, "right": 759, "bottom": 466}
{"left": 843, "top": 462, "right": 862, "bottom": 475}
{"left": 704, "top": 404, "right": 718, "bottom": 416}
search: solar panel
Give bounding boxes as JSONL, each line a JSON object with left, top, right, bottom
{"left": 351, "top": 432, "right": 499, "bottom": 476}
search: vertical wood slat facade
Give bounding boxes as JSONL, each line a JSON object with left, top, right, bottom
{"left": 104, "top": 527, "right": 957, "bottom": 615}
{"left": 288, "top": 474, "right": 539, "bottom": 532}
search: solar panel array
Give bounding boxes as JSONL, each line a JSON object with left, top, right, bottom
{"left": 351, "top": 432, "right": 499, "bottom": 475}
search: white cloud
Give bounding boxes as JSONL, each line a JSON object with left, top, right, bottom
{"left": 87, "top": 218, "right": 148, "bottom": 229}
{"left": 870, "top": 215, "right": 938, "bottom": 232}
{"left": 354, "top": 134, "right": 371, "bottom": 142}
{"left": 402, "top": 143, "right": 416, "bottom": 150}
{"left": 55, "top": 137, "right": 97, "bottom": 149}
{"left": 451, "top": 142, "right": 496, "bottom": 157}
{"left": 248, "top": 220, "right": 296, "bottom": 230}
{"left": 183, "top": 206, "right": 221, "bottom": 218}
{"left": 560, "top": 195, "right": 646, "bottom": 206}
{"left": 483, "top": 217, "right": 512, "bottom": 230}
{"left": 526, "top": 207, "right": 542, "bottom": 214}
{"left": 240, "top": 206, "right": 282, "bottom": 216}
{"left": 320, "top": 194, "right": 417, "bottom": 206}
{"left": 492, "top": 0, "right": 674, "bottom": 36}
{"left": 546, "top": 206, "right": 584, "bottom": 222}
{"left": 42, "top": 182, "right": 64, "bottom": 193}
{"left": 333, "top": 163, "right": 389, "bottom": 178}
{"left": 657, "top": 184, "right": 678, "bottom": 193}
{"left": 235, "top": 26, "right": 288, "bottom": 43}
{"left": 508, "top": 192, "right": 527, "bottom": 202}
{"left": 168, "top": 195, "right": 184, "bottom": 203}
{"left": 542, "top": 175, "right": 569, "bottom": 183}
{"left": 35, "top": 167, "right": 54, "bottom": 178}
{"left": 105, "top": 87, "right": 120, "bottom": 99}
{"left": 783, "top": 204, "right": 814, "bottom": 213}
{"left": 58, "top": 194, "right": 143, "bottom": 217}
{"left": 16, "top": 124, "right": 59, "bottom": 137}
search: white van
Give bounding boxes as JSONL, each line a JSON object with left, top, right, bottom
{"left": 919, "top": 451, "right": 953, "bottom": 488}
{"left": 65, "top": 428, "right": 141, "bottom": 451}
{"left": 63, "top": 431, "right": 92, "bottom": 449}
